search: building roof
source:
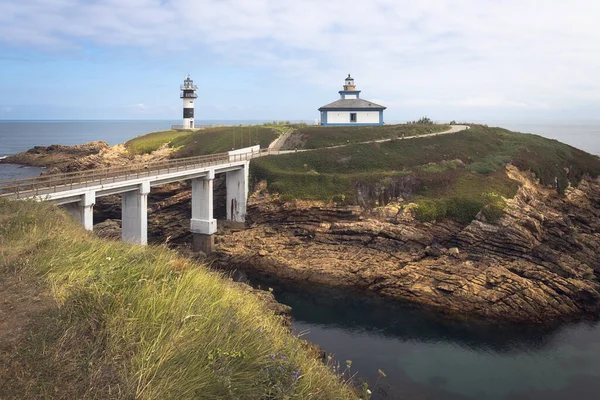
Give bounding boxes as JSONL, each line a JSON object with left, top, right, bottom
{"left": 319, "top": 98, "right": 386, "bottom": 111}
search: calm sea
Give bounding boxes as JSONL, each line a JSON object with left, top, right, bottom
{"left": 272, "top": 281, "right": 600, "bottom": 400}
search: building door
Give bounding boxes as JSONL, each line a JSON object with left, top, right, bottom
{"left": 350, "top": 113, "right": 357, "bottom": 123}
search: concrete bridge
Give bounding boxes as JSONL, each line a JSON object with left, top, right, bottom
{"left": 0, "top": 146, "right": 270, "bottom": 251}
{"left": 1, "top": 125, "right": 469, "bottom": 250}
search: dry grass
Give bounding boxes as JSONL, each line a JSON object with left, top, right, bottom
{"left": 0, "top": 200, "right": 359, "bottom": 399}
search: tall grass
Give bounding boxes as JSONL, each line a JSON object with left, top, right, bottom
{"left": 0, "top": 200, "right": 357, "bottom": 399}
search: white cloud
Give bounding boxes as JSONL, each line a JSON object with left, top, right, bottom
{"left": 1, "top": 0, "right": 599, "bottom": 114}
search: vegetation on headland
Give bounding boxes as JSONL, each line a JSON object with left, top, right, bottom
{"left": 251, "top": 126, "right": 600, "bottom": 223}
{"left": 125, "top": 126, "right": 280, "bottom": 156}
{"left": 281, "top": 123, "right": 450, "bottom": 150}
{"left": 0, "top": 200, "right": 358, "bottom": 399}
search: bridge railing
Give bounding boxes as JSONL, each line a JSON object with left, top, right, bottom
{"left": 0, "top": 147, "right": 282, "bottom": 199}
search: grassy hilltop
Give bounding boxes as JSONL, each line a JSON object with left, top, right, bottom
{"left": 123, "top": 123, "right": 600, "bottom": 224}
{"left": 281, "top": 123, "right": 450, "bottom": 149}
{"left": 0, "top": 200, "right": 358, "bottom": 399}
{"left": 251, "top": 125, "right": 600, "bottom": 223}
{"left": 125, "top": 125, "right": 280, "bottom": 156}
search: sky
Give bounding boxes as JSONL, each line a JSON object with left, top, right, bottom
{"left": 0, "top": 0, "right": 599, "bottom": 122}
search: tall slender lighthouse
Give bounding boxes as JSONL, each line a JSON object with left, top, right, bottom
{"left": 180, "top": 75, "right": 198, "bottom": 129}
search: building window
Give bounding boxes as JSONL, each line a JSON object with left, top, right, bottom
{"left": 350, "top": 113, "right": 357, "bottom": 123}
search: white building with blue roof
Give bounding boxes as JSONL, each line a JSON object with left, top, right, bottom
{"left": 318, "top": 75, "right": 386, "bottom": 126}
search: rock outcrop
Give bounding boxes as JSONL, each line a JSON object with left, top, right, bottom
{"left": 1, "top": 141, "right": 173, "bottom": 173}
{"left": 214, "top": 166, "right": 600, "bottom": 324}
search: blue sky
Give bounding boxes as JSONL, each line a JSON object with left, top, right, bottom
{"left": 1, "top": 0, "right": 599, "bottom": 122}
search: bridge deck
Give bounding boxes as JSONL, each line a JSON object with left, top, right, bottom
{"left": 0, "top": 148, "right": 275, "bottom": 200}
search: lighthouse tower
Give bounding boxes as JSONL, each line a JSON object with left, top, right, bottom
{"left": 180, "top": 75, "right": 198, "bottom": 129}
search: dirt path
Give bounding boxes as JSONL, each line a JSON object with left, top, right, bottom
{"left": 267, "top": 128, "right": 294, "bottom": 152}
{"left": 272, "top": 124, "right": 469, "bottom": 154}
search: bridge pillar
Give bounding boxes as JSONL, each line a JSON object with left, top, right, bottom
{"left": 226, "top": 165, "right": 248, "bottom": 222}
{"left": 122, "top": 181, "right": 150, "bottom": 245}
{"left": 65, "top": 191, "right": 95, "bottom": 231}
{"left": 190, "top": 170, "right": 217, "bottom": 235}
{"left": 191, "top": 170, "right": 217, "bottom": 254}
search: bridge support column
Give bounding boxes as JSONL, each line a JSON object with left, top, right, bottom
{"left": 122, "top": 181, "right": 150, "bottom": 245}
{"left": 226, "top": 165, "right": 248, "bottom": 223}
{"left": 65, "top": 191, "right": 95, "bottom": 231}
{"left": 191, "top": 170, "right": 217, "bottom": 253}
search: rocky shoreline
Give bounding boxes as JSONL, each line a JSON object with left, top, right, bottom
{"left": 0, "top": 141, "right": 172, "bottom": 173}
{"left": 213, "top": 166, "right": 600, "bottom": 324}
{"left": 6, "top": 141, "right": 600, "bottom": 325}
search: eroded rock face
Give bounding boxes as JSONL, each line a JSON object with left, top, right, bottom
{"left": 1, "top": 142, "right": 173, "bottom": 173}
{"left": 1, "top": 141, "right": 110, "bottom": 171}
{"left": 215, "top": 167, "right": 600, "bottom": 324}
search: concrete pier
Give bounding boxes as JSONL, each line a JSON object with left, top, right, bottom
{"left": 226, "top": 167, "right": 248, "bottom": 222}
{"left": 65, "top": 191, "right": 95, "bottom": 231}
{"left": 190, "top": 171, "right": 217, "bottom": 235}
{"left": 122, "top": 182, "right": 150, "bottom": 245}
{"left": 192, "top": 233, "right": 215, "bottom": 254}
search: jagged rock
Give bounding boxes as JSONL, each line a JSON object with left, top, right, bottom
{"left": 213, "top": 167, "right": 600, "bottom": 324}
{"left": 94, "top": 219, "right": 121, "bottom": 240}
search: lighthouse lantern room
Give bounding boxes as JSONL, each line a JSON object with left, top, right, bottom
{"left": 180, "top": 75, "right": 198, "bottom": 129}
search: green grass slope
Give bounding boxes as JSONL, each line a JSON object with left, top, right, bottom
{"left": 0, "top": 200, "right": 358, "bottom": 399}
{"left": 251, "top": 126, "right": 600, "bottom": 223}
{"left": 125, "top": 126, "right": 280, "bottom": 157}
{"left": 282, "top": 123, "right": 451, "bottom": 150}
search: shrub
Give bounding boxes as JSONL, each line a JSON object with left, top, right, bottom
{"left": 481, "top": 194, "right": 508, "bottom": 223}
{"left": 445, "top": 197, "right": 484, "bottom": 224}
{"left": 415, "top": 199, "right": 447, "bottom": 222}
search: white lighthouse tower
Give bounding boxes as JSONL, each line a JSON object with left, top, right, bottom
{"left": 180, "top": 75, "right": 198, "bottom": 129}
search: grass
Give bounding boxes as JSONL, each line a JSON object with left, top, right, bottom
{"left": 251, "top": 126, "right": 600, "bottom": 223}
{"left": 125, "top": 126, "right": 280, "bottom": 157}
{"left": 281, "top": 123, "right": 451, "bottom": 150}
{"left": 0, "top": 200, "right": 358, "bottom": 399}
{"left": 125, "top": 130, "right": 192, "bottom": 155}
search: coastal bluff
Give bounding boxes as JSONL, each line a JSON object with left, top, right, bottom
{"left": 217, "top": 165, "right": 600, "bottom": 323}
{"left": 5, "top": 123, "right": 600, "bottom": 325}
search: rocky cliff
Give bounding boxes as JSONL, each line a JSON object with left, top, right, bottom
{"left": 215, "top": 166, "right": 600, "bottom": 324}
